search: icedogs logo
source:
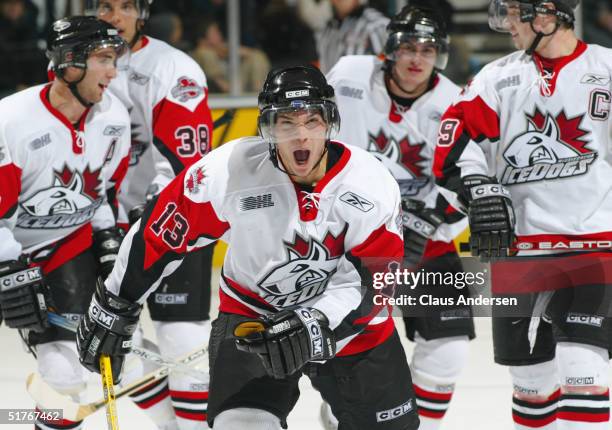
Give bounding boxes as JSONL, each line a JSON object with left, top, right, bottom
{"left": 368, "top": 130, "right": 429, "bottom": 196}
{"left": 18, "top": 167, "right": 102, "bottom": 229}
{"left": 257, "top": 228, "right": 346, "bottom": 308}
{"left": 502, "top": 109, "right": 596, "bottom": 185}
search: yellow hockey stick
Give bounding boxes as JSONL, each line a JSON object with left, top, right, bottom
{"left": 100, "top": 355, "right": 119, "bottom": 430}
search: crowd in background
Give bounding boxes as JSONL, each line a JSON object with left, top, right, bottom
{"left": 1, "top": 0, "right": 611, "bottom": 97}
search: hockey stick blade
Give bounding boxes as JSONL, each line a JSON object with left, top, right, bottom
{"left": 47, "top": 312, "right": 209, "bottom": 381}
{"left": 26, "top": 344, "right": 208, "bottom": 421}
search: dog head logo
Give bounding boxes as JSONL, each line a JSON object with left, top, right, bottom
{"left": 504, "top": 110, "right": 591, "bottom": 168}
{"left": 22, "top": 168, "right": 101, "bottom": 216}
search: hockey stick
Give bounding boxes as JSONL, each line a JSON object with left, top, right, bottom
{"left": 47, "top": 312, "right": 209, "bottom": 381}
{"left": 212, "top": 108, "right": 235, "bottom": 130}
{"left": 100, "top": 355, "right": 120, "bottom": 430}
{"left": 459, "top": 238, "right": 612, "bottom": 254}
{"left": 26, "top": 343, "right": 208, "bottom": 422}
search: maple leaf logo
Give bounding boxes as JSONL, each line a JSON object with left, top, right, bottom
{"left": 368, "top": 130, "right": 427, "bottom": 178}
{"left": 527, "top": 108, "right": 591, "bottom": 154}
{"left": 186, "top": 166, "right": 206, "bottom": 193}
{"left": 285, "top": 225, "right": 347, "bottom": 259}
{"left": 56, "top": 165, "right": 102, "bottom": 200}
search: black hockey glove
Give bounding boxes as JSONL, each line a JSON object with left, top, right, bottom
{"left": 0, "top": 258, "right": 51, "bottom": 332}
{"left": 77, "top": 279, "right": 141, "bottom": 384}
{"left": 234, "top": 307, "right": 336, "bottom": 379}
{"left": 461, "top": 175, "right": 516, "bottom": 259}
{"left": 128, "top": 204, "right": 145, "bottom": 227}
{"left": 401, "top": 198, "right": 444, "bottom": 266}
{"left": 93, "top": 227, "right": 124, "bottom": 280}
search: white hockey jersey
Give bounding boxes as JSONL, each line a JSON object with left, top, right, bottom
{"left": 327, "top": 55, "right": 467, "bottom": 254}
{"left": 108, "top": 36, "right": 213, "bottom": 220}
{"left": 0, "top": 84, "right": 131, "bottom": 269}
{"left": 433, "top": 41, "right": 612, "bottom": 251}
{"left": 108, "top": 138, "right": 403, "bottom": 355}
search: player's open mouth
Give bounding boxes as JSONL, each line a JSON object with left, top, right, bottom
{"left": 408, "top": 67, "right": 422, "bottom": 73}
{"left": 293, "top": 150, "right": 310, "bottom": 166}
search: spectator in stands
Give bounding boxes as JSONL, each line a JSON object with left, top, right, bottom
{"left": 30, "top": 0, "right": 80, "bottom": 35}
{"left": 0, "top": 0, "right": 46, "bottom": 95}
{"left": 583, "top": 0, "right": 612, "bottom": 47}
{"left": 316, "top": 0, "right": 389, "bottom": 73}
{"left": 257, "top": 0, "right": 318, "bottom": 69}
{"left": 190, "top": 19, "right": 270, "bottom": 93}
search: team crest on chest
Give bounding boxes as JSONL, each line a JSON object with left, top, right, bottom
{"left": 502, "top": 108, "right": 596, "bottom": 185}
{"left": 368, "top": 130, "right": 429, "bottom": 196}
{"left": 17, "top": 166, "right": 103, "bottom": 229}
{"left": 257, "top": 226, "right": 347, "bottom": 308}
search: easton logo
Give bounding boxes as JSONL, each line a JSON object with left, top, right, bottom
{"left": 239, "top": 193, "right": 274, "bottom": 211}
{"left": 339, "top": 191, "right": 373, "bottom": 212}
{"left": 501, "top": 108, "right": 596, "bottom": 185}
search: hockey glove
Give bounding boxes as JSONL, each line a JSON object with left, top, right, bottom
{"left": 93, "top": 227, "right": 124, "bottom": 280}
{"left": 234, "top": 307, "right": 336, "bottom": 379}
{"left": 462, "top": 175, "right": 516, "bottom": 259}
{"left": 77, "top": 279, "right": 141, "bottom": 384}
{"left": 0, "top": 258, "right": 51, "bottom": 332}
{"left": 401, "top": 198, "right": 444, "bottom": 266}
{"left": 128, "top": 204, "right": 145, "bottom": 227}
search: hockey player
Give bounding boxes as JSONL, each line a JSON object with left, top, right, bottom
{"left": 326, "top": 7, "right": 472, "bottom": 429}
{"left": 433, "top": 0, "right": 612, "bottom": 428}
{"left": 0, "top": 16, "right": 130, "bottom": 430}
{"left": 82, "top": 1, "right": 215, "bottom": 427}
{"left": 75, "top": 65, "right": 421, "bottom": 430}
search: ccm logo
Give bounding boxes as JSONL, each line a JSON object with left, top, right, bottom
{"left": 285, "top": 89, "right": 309, "bottom": 98}
{"left": 376, "top": 400, "right": 413, "bottom": 422}
{"left": 90, "top": 302, "right": 116, "bottom": 329}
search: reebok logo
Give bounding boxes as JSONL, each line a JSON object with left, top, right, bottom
{"left": 581, "top": 74, "right": 610, "bottom": 85}
{"left": 376, "top": 400, "right": 413, "bottom": 422}
{"left": 103, "top": 125, "right": 126, "bottom": 136}
{"left": 340, "top": 192, "right": 374, "bottom": 212}
{"left": 239, "top": 193, "right": 274, "bottom": 211}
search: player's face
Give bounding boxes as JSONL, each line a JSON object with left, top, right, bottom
{"left": 74, "top": 47, "right": 118, "bottom": 103}
{"left": 392, "top": 41, "right": 437, "bottom": 91}
{"left": 96, "top": 0, "right": 140, "bottom": 44}
{"left": 273, "top": 110, "right": 328, "bottom": 179}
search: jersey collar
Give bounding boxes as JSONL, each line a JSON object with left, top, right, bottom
{"left": 40, "top": 83, "right": 91, "bottom": 155}
{"left": 532, "top": 40, "right": 587, "bottom": 97}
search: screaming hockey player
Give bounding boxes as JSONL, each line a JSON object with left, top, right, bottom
{"left": 83, "top": 1, "right": 215, "bottom": 427}
{"left": 326, "top": 6, "right": 472, "bottom": 429}
{"left": 76, "top": 65, "right": 421, "bottom": 430}
{"left": 0, "top": 16, "right": 130, "bottom": 430}
{"left": 433, "top": 1, "right": 612, "bottom": 429}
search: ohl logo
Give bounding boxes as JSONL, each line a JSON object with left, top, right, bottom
{"left": 502, "top": 109, "right": 596, "bottom": 185}
{"left": 257, "top": 227, "right": 347, "bottom": 308}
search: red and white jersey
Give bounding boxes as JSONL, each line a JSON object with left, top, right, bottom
{"left": 327, "top": 55, "right": 467, "bottom": 253}
{"left": 433, "top": 41, "right": 612, "bottom": 250}
{"left": 108, "top": 138, "right": 403, "bottom": 355}
{"left": 109, "top": 36, "right": 213, "bottom": 218}
{"left": 0, "top": 83, "right": 131, "bottom": 263}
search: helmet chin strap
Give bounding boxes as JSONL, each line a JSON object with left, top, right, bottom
{"left": 525, "top": 18, "right": 560, "bottom": 56}
{"left": 60, "top": 69, "right": 93, "bottom": 108}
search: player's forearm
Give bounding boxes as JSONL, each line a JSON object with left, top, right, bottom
{"left": 0, "top": 226, "right": 22, "bottom": 261}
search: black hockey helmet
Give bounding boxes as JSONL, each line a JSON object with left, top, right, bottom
{"left": 489, "top": 0, "right": 578, "bottom": 33}
{"left": 258, "top": 65, "right": 340, "bottom": 172}
{"left": 46, "top": 16, "right": 127, "bottom": 73}
{"left": 86, "top": 0, "right": 153, "bottom": 21}
{"left": 384, "top": 6, "right": 450, "bottom": 70}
